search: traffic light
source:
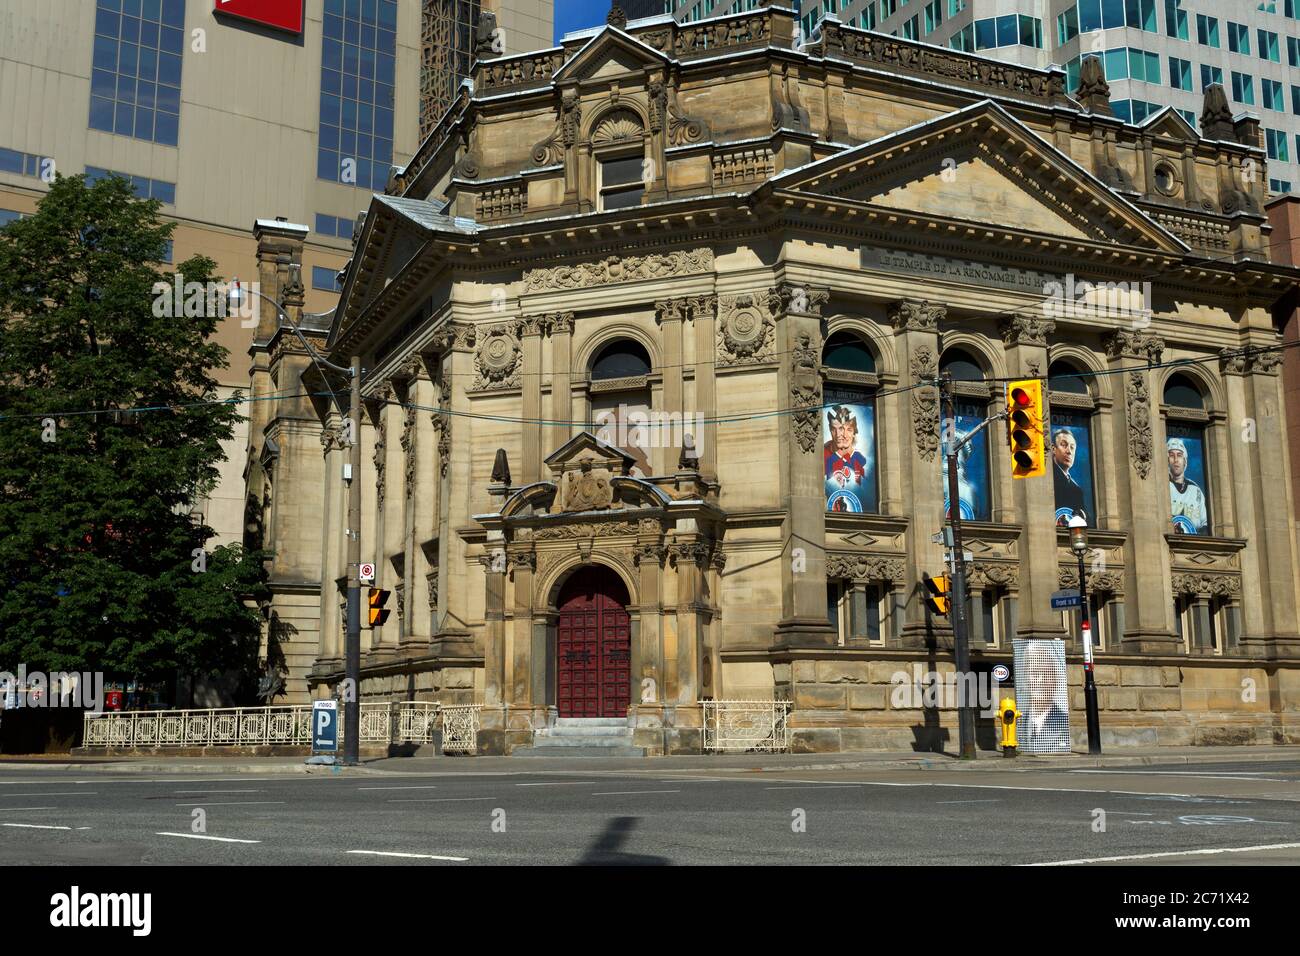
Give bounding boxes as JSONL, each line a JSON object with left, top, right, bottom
{"left": 922, "top": 573, "right": 949, "bottom": 617}
{"left": 367, "top": 587, "right": 391, "bottom": 628}
{"left": 1006, "top": 379, "right": 1046, "bottom": 479}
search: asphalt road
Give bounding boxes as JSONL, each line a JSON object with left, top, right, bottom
{"left": 1, "top": 759, "right": 1297, "bottom": 866}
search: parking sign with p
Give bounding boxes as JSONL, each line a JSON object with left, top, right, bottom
{"left": 312, "top": 699, "right": 338, "bottom": 753}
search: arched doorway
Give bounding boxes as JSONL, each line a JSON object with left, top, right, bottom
{"left": 556, "top": 566, "right": 631, "bottom": 718}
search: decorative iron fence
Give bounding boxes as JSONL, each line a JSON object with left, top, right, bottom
{"left": 82, "top": 701, "right": 442, "bottom": 749}
{"left": 440, "top": 705, "right": 480, "bottom": 754}
{"left": 702, "top": 700, "right": 791, "bottom": 753}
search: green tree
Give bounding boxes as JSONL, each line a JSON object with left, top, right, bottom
{"left": 0, "top": 173, "right": 268, "bottom": 692}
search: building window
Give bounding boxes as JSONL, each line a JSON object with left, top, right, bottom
{"left": 1267, "top": 128, "right": 1289, "bottom": 161}
{"left": 1258, "top": 29, "right": 1280, "bottom": 62}
{"left": 1231, "top": 71, "right": 1255, "bottom": 105}
{"left": 862, "top": 1, "right": 878, "bottom": 29}
{"left": 1289, "top": 36, "right": 1300, "bottom": 68}
{"left": 946, "top": 0, "right": 964, "bottom": 17}
{"left": 882, "top": 0, "right": 897, "bottom": 16}
{"left": 1200, "top": 64, "right": 1223, "bottom": 91}
{"left": 1164, "top": 374, "right": 1212, "bottom": 536}
{"left": 1168, "top": 56, "right": 1192, "bottom": 91}
{"left": 89, "top": 0, "right": 184, "bottom": 146}
{"left": 1164, "top": 0, "right": 1187, "bottom": 40}
{"left": 597, "top": 155, "right": 646, "bottom": 211}
{"left": 0, "top": 147, "right": 52, "bottom": 181}
{"left": 1057, "top": 6, "right": 1079, "bottom": 44}
{"left": 924, "top": 1, "right": 942, "bottom": 35}
{"left": 1196, "top": 14, "right": 1219, "bottom": 48}
{"left": 84, "top": 166, "right": 175, "bottom": 204}
{"left": 950, "top": 25, "right": 974, "bottom": 51}
{"left": 823, "top": 332, "right": 879, "bottom": 515}
{"left": 1176, "top": 107, "right": 1196, "bottom": 128}
{"left": 1226, "top": 21, "right": 1248, "bottom": 55}
{"left": 829, "top": 580, "right": 894, "bottom": 646}
{"left": 318, "top": 0, "right": 398, "bottom": 191}
{"left": 1270, "top": 178, "right": 1293, "bottom": 193}
{"left": 903, "top": 14, "right": 919, "bottom": 40}
{"left": 590, "top": 338, "right": 654, "bottom": 476}
{"left": 940, "top": 349, "right": 992, "bottom": 522}
{"left": 1079, "top": 0, "right": 1127, "bottom": 31}
{"left": 1263, "top": 79, "right": 1285, "bottom": 112}
{"left": 311, "top": 265, "right": 342, "bottom": 292}
{"left": 0, "top": 209, "right": 25, "bottom": 227}
{"left": 315, "top": 213, "right": 354, "bottom": 239}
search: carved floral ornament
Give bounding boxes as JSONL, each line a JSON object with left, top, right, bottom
{"left": 1000, "top": 314, "right": 1055, "bottom": 347}
{"left": 889, "top": 299, "right": 945, "bottom": 332}
{"left": 473, "top": 326, "right": 523, "bottom": 391}
{"left": 1171, "top": 572, "right": 1242, "bottom": 598}
{"left": 1220, "top": 345, "right": 1284, "bottom": 376}
{"left": 524, "top": 249, "right": 713, "bottom": 293}
{"left": 790, "top": 382, "right": 822, "bottom": 454}
{"left": 717, "top": 292, "right": 776, "bottom": 366}
{"left": 967, "top": 562, "right": 1020, "bottom": 589}
{"left": 1058, "top": 564, "right": 1124, "bottom": 595}
{"left": 592, "top": 109, "right": 644, "bottom": 145}
{"left": 826, "top": 553, "right": 905, "bottom": 584}
{"left": 910, "top": 346, "right": 941, "bottom": 462}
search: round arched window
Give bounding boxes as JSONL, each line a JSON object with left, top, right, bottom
{"left": 591, "top": 340, "right": 651, "bottom": 381}
{"left": 939, "top": 349, "right": 990, "bottom": 521}
{"left": 590, "top": 339, "right": 653, "bottom": 477}
{"left": 823, "top": 330, "right": 877, "bottom": 374}
{"left": 1163, "top": 374, "right": 1211, "bottom": 535}
{"left": 822, "top": 331, "right": 878, "bottom": 514}
{"left": 1164, "top": 373, "right": 1204, "bottom": 410}
{"left": 1046, "top": 360, "right": 1095, "bottom": 527}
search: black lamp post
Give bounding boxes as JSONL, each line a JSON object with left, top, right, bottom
{"left": 1068, "top": 515, "right": 1102, "bottom": 755}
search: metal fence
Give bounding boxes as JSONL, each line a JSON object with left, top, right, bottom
{"left": 82, "top": 701, "right": 443, "bottom": 749}
{"left": 440, "top": 704, "right": 480, "bottom": 754}
{"left": 702, "top": 700, "right": 791, "bottom": 753}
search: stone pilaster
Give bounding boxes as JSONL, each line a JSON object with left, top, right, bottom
{"left": 517, "top": 315, "right": 544, "bottom": 484}
{"left": 406, "top": 364, "right": 436, "bottom": 651}
{"left": 1104, "top": 330, "right": 1180, "bottom": 654}
{"left": 548, "top": 311, "right": 574, "bottom": 448}
{"left": 1001, "top": 314, "right": 1066, "bottom": 640}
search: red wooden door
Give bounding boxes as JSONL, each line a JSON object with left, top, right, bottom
{"left": 556, "top": 568, "right": 631, "bottom": 718}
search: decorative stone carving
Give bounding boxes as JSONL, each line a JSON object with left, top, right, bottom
{"left": 592, "top": 109, "right": 644, "bottom": 145}
{"left": 606, "top": 4, "right": 627, "bottom": 29}
{"left": 1172, "top": 572, "right": 1242, "bottom": 597}
{"left": 1125, "top": 369, "right": 1154, "bottom": 479}
{"left": 1000, "top": 314, "right": 1055, "bottom": 347}
{"left": 790, "top": 382, "right": 822, "bottom": 454}
{"left": 793, "top": 331, "right": 819, "bottom": 372}
{"left": 1200, "top": 83, "right": 1235, "bottom": 142}
{"left": 633, "top": 543, "right": 666, "bottom": 567}
{"left": 394, "top": 582, "right": 405, "bottom": 629}
{"left": 910, "top": 346, "right": 941, "bottom": 461}
{"left": 889, "top": 298, "right": 944, "bottom": 332}
{"left": 648, "top": 78, "right": 666, "bottom": 133}
{"left": 825, "top": 553, "right": 906, "bottom": 583}
{"left": 429, "top": 321, "right": 477, "bottom": 352}
{"left": 474, "top": 10, "right": 499, "bottom": 56}
{"left": 401, "top": 403, "right": 416, "bottom": 498}
{"left": 473, "top": 326, "right": 522, "bottom": 390}
{"left": 775, "top": 282, "right": 830, "bottom": 317}
{"left": 508, "top": 551, "right": 536, "bottom": 574}
{"left": 1250, "top": 349, "right": 1283, "bottom": 375}
{"left": 1104, "top": 330, "right": 1165, "bottom": 364}
{"left": 967, "top": 562, "right": 1020, "bottom": 589}
{"left": 668, "top": 542, "right": 712, "bottom": 568}
{"left": 1059, "top": 564, "right": 1124, "bottom": 594}
{"left": 710, "top": 548, "right": 727, "bottom": 573}
{"left": 667, "top": 86, "right": 707, "bottom": 146}
{"left": 426, "top": 567, "right": 438, "bottom": 609}
{"left": 532, "top": 521, "right": 639, "bottom": 540}
{"left": 491, "top": 448, "right": 511, "bottom": 487}
{"left": 320, "top": 424, "right": 347, "bottom": 452}
{"left": 1219, "top": 347, "right": 1250, "bottom": 376}
{"left": 562, "top": 462, "right": 614, "bottom": 512}
{"left": 1073, "top": 55, "right": 1113, "bottom": 116}
{"left": 524, "top": 249, "right": 713, "bottom": 292}
{"left": 373, "top": 415, "right": 387, "bottom": 509}
{"left": 717, "top": 291, "right": 776, "bottom": 365}
{"left": 560, "top": 88, "right": 581, "bottom": 147}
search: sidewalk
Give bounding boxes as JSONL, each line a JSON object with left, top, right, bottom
{"left": 1, "top": 745, "right": 1296, "bottom": 775}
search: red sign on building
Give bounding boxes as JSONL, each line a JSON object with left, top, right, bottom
{"left": 213, "top": 0, "right": 305, "bottom": 35}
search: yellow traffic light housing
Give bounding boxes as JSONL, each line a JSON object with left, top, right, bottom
{"left": 1007, "top": 379, "right": 1046, "bottom": 479}
{"left": 922, "top": 573, "right": 949, "bottom": 617}
{"left": 367, "top": 587, "right": 391, "bottom": 628}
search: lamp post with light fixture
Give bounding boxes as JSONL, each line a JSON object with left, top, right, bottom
{"left": 229, "top": 272, "right": 363, "bottom": 766}
{"left": 1068, "top": 514, "right": 1102, "bottom": 755}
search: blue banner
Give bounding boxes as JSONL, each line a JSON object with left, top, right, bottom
{"left": 1167, "top": 424, "right": 1210, "bottom": 535}
{"left": 824, "top": 389, "right": 878, "bottom": 513}
{"left": 943, "top": 400, "right": 990, "bottom": 522}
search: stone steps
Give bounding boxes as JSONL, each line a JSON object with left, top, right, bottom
{"left": 513, "top": 716, "right": 646, "bottom": 757}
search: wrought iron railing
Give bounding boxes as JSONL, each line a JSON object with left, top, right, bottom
{"left": 702, "top": 700, "right": 791, "bottom": 753}
{"left": 82, "top": 701, "right": 442, "bottom": 749}
{"left": 440, "top": 705, "right": 481, "bottom": 755}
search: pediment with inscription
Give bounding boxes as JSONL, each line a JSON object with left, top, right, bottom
{"left": 772, "top": 100, "right": 1185, "bottom": 253}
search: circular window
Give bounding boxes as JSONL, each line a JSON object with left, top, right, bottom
{"left": 1153, "top": 161, "right": 1180, "bottom": 198}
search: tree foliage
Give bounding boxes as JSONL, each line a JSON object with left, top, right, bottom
{"left": 0, "top": 173, "right": 267, "bottom": 685}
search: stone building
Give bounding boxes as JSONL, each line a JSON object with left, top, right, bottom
{"left": 246, "top": 5, "right": 1300, "bottom": 752}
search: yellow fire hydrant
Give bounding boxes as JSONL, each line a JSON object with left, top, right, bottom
{"left": 999, "top": 696, "right": 1020, "bottom": 758}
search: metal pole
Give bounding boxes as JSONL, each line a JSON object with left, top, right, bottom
{"left": 343, "top": 355, "right": 362, "bottom": 766}
{"left": 942, "top": 374, "right": 977, "bottom": 760}
{"left": 1078, "top": 549, "right": 1102, "bottom": 755}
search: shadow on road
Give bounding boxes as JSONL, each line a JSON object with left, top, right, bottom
{"left": 576, "top": 816, "right": 670, "bottom": 866}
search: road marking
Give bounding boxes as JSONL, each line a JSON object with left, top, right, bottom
{"left": 0, "top": 792, "right": 96, "bottom": 797}
{"left": 171, "top": 801, "right": 286, "bottom": 807}
{"left": 346, "top": 850, "right": 468, "bottom": 862}
{"left": 172, "top": 790, "right": 262, "bottom": 794}
{"left": 358, "top": 785, "right": 440, "bottom": 791}
{"left": 515, "top": 782, "right": 592, "bottom": 787}
{"left": 590, "top": 789, "right": 681, "bottom": 796}
{"left": 936, "top": 799, "right": 1001, "bottom": 804}
{"left": 764, "top": 784, "right": 864, "bottom": 791}
{"left": 156, "top": 832, "right": 261, "bottom": 844}
{"left": 389, "top": 797, "right": 496, "bottom": 803}
{"left": 0, "top": 807, "right": 56, "bottom": 811}
{"left": 2, "top": 823, "right": 73, "bottom": 830}
{"left": 1069, "top": 770, "right": 1290, "bottom": 782}
{"left": 1025, "top": 842, "right": 1300, "bottom": 866}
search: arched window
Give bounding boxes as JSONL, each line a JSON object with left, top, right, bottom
{"left": 590, "top": 339, "right": 653, "bottom": 476}
{"left": 822, "top": 331, "right": 879, "bottom": 515}
{"left": 1047, "top": 360, "right": 1097, "bottom": 528}
{"left": 1163, "top": 373, "right": 1211, "bottom": 536}
{"left": 939, "top": 348, "right": 991, "bottom": 522}
{"left": 591, "top": 110, "right": 647, "bottom": 211}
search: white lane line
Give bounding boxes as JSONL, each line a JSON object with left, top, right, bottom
{"left": 1025, "top": 842, "right": 1300, "bottom": 866}
{"left": 357, "top": 785, "right": 440, "bottom": 791}
{"left": 346, "top": 850, "right": 468, "bottom": 862}
{"left": 764, "top": 784, "right": 865, "bottom": 791}
{"left": 1068, "top": 770, "right": 1290, "bottom": 782}
{"left": 590, "top": 789, "right": 681, "bottom": 796}
{"left": 515, "top": 782, "right": 591, "bottom": 787}
{"left": 0, "top": 807, "right": 56, "bottom": 811}
{"left": 936, "top": 799, "right": 1001, "bottom": 804}
{"left": 171, "top": 801, "right": 286, "bottom": 807}
{"left": 156, "top": 832, "right": 261, "bottom": 844}
{"left": 0, "top": 792, "right": 96, "bottom": 797}
{"left": 2, "top": 823, "right": 73, "bottom": 830}
{"left": 172, "top": 790, "right": 262, "bottom": 795}
{"left": 1070, "top": 769, "right": 1285, "bottom": 776}
{"left": 389, "top": 797, "right": 496, "bottom": 804}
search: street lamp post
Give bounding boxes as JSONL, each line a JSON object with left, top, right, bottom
{"left": 1068, "top": 515, "right": 1102, "bottom": 755}
{"left": 229, "top": 274, "right": 363, "bottom": 765}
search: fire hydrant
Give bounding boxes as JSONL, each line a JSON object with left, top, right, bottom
{"left": 999, "top": 696, "right": 1020, "bottom": 758}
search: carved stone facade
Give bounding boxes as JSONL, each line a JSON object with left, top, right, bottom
{"left": 249, "top": 5, "right": 1300, "bottom": 754}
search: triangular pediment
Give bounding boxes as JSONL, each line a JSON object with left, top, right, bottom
{"left": 552, "top": 28, "right": 670, "bottom": 83}
{"left": 772, "top": 100, "right": 1186, "bottom": 253}
{"left": 1140, "top": 106, "right": 1200, "bottom": 143}
{"left": 545, "top": 430, "right": 636, "bottom": 477}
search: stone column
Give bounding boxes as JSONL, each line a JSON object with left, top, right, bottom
{"left": 633, "top": 538, "right": 666, "bottom": 732}
{"left": 518, "top": 318, "right": 544, "bottom": 484}
{"left": 317, "top": 413, "right": 346, "bottom": 669}
{"left": 1230, "top": 349, "right": 1300, "bottom": 655}
{"left": 406, "top": 360, "right": 436, "bottom": 652}
{"left": 548, "top": 312, "right": 575, "bottom": 447}
{"left": 369, "top": 381, "right": 400, "bottom": 658}
{"left": 889, "top": 299, "right": 948, "bottom": 647}
{"left": 1103, "top": 330, "right": 1180, "bottom": 653}
{"left": 430, "top": 323, "right": 476, "bottom": 658}
{"left": 774, "top": 283, "right": 836, "bottom": 648}
{"left": 478, "top": 541, "right": 508, "bottom": 755}
{"left": 691, "top": 295, "right": 718, "bottom": 478}
{"left": 656, "top": 298, "right": 688, "bottom": 478}
{"left": 669, "top": 542, "right": 709, "bottom": 706}
{"left": 1001, "top": 315, "right": 1067, "bottom": 640}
